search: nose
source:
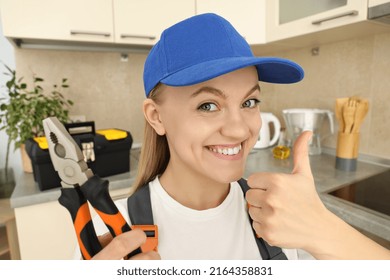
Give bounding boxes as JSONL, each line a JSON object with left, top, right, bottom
{"left": 220, "top": 109, "right": 255, "bottom": 139}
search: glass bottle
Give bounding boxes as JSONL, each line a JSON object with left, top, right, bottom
{"left": 272, "top": 128, "right": 291, "bottom": 159}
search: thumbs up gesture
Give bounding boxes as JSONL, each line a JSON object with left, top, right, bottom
{"left": 246, "top": 131, "right": 328, "bottom": 252}
{"left": 246, "top": 131, "right": 390, "bottom": 259}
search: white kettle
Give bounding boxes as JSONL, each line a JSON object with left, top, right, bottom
{"left": 254, "top": 112, "right": 281, "bottom": 149}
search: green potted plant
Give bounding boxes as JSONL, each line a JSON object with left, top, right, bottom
{"left": 0, "top": 64, "right": 74, "bottom": 178}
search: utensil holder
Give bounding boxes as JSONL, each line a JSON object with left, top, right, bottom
{"left": 335, "top": 132, "right": 359, "bottom": 171}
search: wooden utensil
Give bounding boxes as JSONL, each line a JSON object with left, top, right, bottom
{"left": 335, "top": 97, "right": 348, "bottom": 132}
{"left": 343, "top": 97, "right": 357, "bottom": 133}
{"left": 351, "top": 100, "right": 369, "bottom": 133}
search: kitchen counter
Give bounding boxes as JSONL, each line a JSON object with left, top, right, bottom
{"left": 10, "top": 147, "right": 390, "bottom": 258}
{"left": 10, "top": 163, "right": 137, "bottom": 208}
{"left": 10, "top": 148, "right": 141, "bottom": 209}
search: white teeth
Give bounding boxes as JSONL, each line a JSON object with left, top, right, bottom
{"left": 209, "top": 145, "right": 242, "bottom": 156}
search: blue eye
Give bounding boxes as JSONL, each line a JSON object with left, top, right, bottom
{"left": 242, "top": 99, "right": 261, "bottom": 108}
{"left": 198, "top": 102, "right": 218, "bottom": 112}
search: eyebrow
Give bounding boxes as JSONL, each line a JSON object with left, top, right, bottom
{"left": 191, "top": 84, "right": 260, "bottom": 99}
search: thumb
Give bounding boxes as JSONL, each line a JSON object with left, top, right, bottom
{"left": 292, "top": 130, "right": 313, "bottom": 177}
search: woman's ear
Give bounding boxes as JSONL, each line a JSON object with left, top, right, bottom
{"left": 143, "top": 99, "right": 166, "bottom": 135}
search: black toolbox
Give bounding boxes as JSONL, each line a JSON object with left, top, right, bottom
{"left": 25, "top": 121, "right": 133, "bottom": 191}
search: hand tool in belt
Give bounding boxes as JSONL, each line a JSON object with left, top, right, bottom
{"left": 42, "top": 117, "right": 155, "bottom": 259}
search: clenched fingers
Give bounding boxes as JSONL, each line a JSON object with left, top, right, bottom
{"left": 97, "top": 232, "right": 113, "bottom": 248}
{"left": 93, "top": 229, "right": 148, "bottom": 260}
{"left": 246, "top": 189, "right": 275, "bottom": 237}
{"left": 130, "top": 250, "right": 161, "bottom": 260}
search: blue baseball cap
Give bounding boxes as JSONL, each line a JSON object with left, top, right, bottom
{"left": 143, "top": 13, "right": 304, "bottom": 97}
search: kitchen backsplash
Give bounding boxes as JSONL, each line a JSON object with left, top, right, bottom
{"left": 255, "top": 32, "right": 390, "bottom": 159}
{"left": 14, "top": 50, "right": 148, "bottom": 145}
{"left": 14, "top": 32, "right": 390, "bottom": 159}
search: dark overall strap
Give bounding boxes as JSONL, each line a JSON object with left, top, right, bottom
{"left": 127, "top": 180, "right": 287, "bottom": 260}
{"left": 127, "top": 184, "right": 154, "bottom": 225}
{"left": 238, "top": 178, "right": 288, "bottom": 260}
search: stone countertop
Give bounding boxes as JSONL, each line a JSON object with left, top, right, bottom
{"left": 10, "top": 148, "right": 142, "bottom": 209}
{"left": 10, "top": 168, "right": 137, "bottom": 208}
{"left": 10, "top": 147, "right": 390, "bottom": 242}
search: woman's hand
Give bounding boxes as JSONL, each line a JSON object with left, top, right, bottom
{"left": 246, "top": 131, "right": 390, "bottom": 259}
{"left": 246, "top": 131, "right": 329, "bottom": 252}
{"left": 92, "top": 229, "right": 161, "bottom": 260}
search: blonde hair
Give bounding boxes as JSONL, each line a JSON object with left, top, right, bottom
{"left": 132, "top": 84, "right": 170, "bottom": 191}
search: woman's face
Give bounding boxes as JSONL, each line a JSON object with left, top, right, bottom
{"left": 152, "top": 66, "right": 261, "bottom": 184}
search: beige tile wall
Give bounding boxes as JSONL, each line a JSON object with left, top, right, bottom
{"left": 14, "top": 31, "right": 390, "bottom": 158}
{"left": 254, "top": 32, "right": 390, "bottom": 159}
{"left": 14, "top": 49, "right": 148, "bottom": 145}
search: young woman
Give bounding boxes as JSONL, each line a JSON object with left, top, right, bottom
{"left": 89, "top": 13, "right": 390, "bottom": 260}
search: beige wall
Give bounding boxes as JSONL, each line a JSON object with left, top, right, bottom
{"left": 14, "top": 49, "right": 148, "bottom": 144}
{"left": 255, "top": 32, "right": 390, "bottom": 159}
{"left": 14, "top": 31, "right": 390, "bottom": 158}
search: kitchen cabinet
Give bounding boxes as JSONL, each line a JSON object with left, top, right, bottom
{"left": 369, "top": 0, "right": 390, "bottom": 6}
{"left": 368, "top": 0, "right": 390, "bottom": 24}
{"left": 196, "top": 0, "right": 266, "bottom": 45}
{"left": 114, "top": 0, "right": 195, "bottom": 46}
{"left": 13, "top": 186, "right": 130, "bottom": 259}
{"left": 1, "top": 0, "right": 114, "bottom": 43}
{"left": 2, "top": 0, "right": 389, "bottom": 52}
{"left": 0, "top": 225, "right": 8, "bottom": 259}
{"left": 14, "top": 200, "right": 76, "bottom": 259}
{"left": 1, "top": 0, "right": 195, "bottom": 47}
{"left": 266, "top": 0, "right": 368, "bottom": 43}
{"left": 0, "top": 200, "right": 20, "bottom": 260}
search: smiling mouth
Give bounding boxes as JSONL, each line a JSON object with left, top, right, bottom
{"left": 207, "top": 144, "right": 242, "bottom": 156}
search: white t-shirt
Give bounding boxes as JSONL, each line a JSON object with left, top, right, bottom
{"left": 76, "top": 177, "right": 313, "bottom": 260}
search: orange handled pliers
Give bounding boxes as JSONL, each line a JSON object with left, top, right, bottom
{"left": 42, "top": 117, "right": 142, "bottom": 260}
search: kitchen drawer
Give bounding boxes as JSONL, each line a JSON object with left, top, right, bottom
{"left": 1, "top": 0, "right": 195, "bottom": 48}
{"left": 114, "top": 0, "right": 195, "bottom": 46}
{"left": 196, "top": 0, "right": 266, "bottom": 45}
{"left": 1, "top": 0, "right": 114, "bottom": 43}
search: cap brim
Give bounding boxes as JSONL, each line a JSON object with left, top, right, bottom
{"left": 161, "top": 57, "right": 304, "bottom": 87}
